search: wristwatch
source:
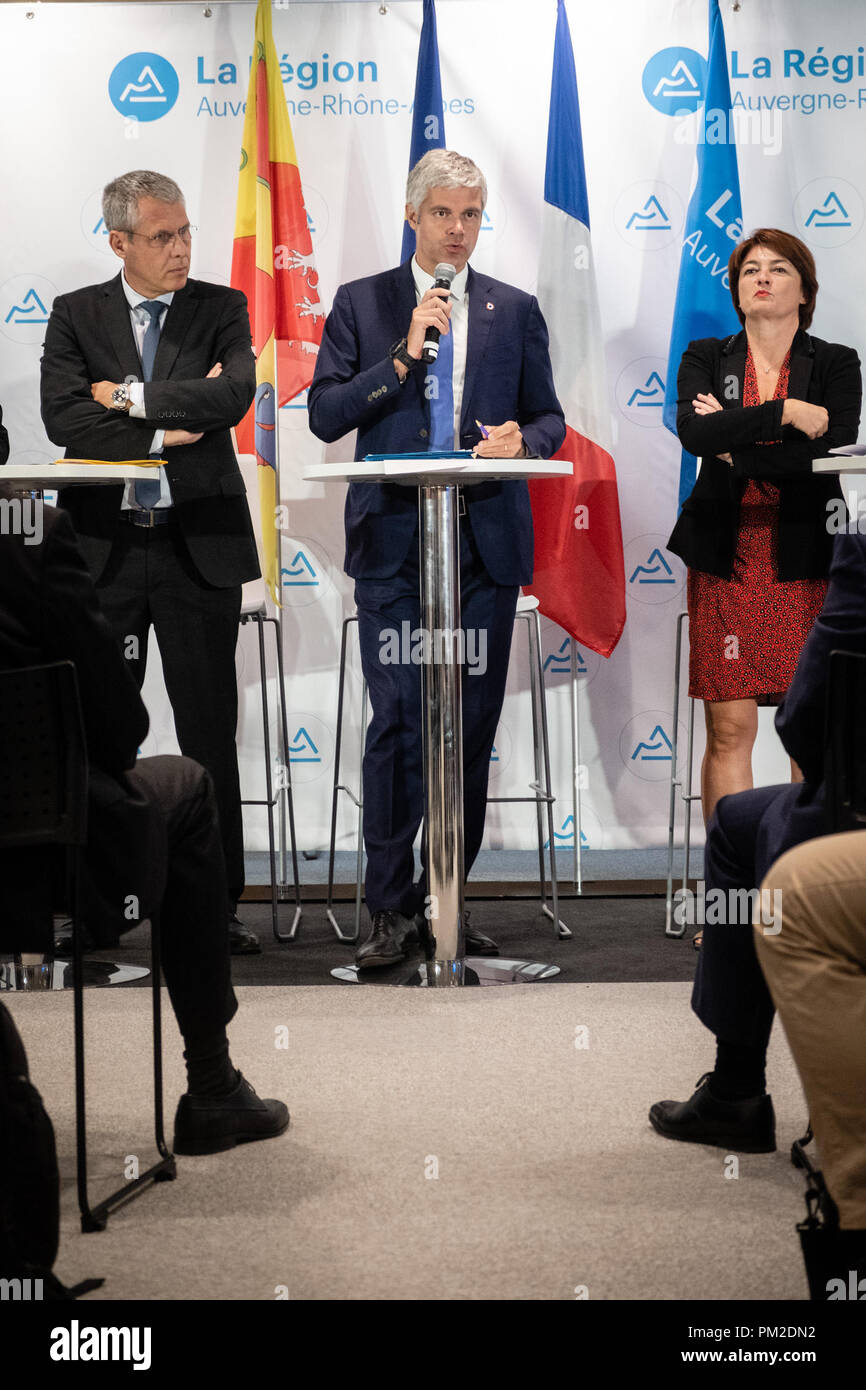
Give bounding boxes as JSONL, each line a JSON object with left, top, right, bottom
{"left": 110, "top": 384, "right": 132, "bottom": 412}
{"left": 389, "top": 338, "right": 423, "bottom": 375}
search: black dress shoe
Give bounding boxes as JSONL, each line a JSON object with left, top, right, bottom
{"left": 53, "top": 921, "right": 98, "bottom": 957}
{"left": 229, "top": 912, "right": 261, "bottom": 955}
{"left": 173, "top": 1071, "right": 289, "bottom": 1155}
{"left": 465, "top": 924, "right": 499, "bottom": 956}
{"left": 413, "top": 911, "right": 499, "bottom": 956}
{"left": 356, "top": 910, "right": 412, "bottom": 969}
{"left": 649, "top": 1073, "right": 776, "bottom": 1153}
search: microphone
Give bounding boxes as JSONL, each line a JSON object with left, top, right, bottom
{"left": 421, "top": 262, "right": 457, "bottom": 364}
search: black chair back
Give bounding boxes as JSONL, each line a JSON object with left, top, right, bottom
{"left": 0, "top": 662, "right": 88, "bottom": 850}
{"left": 825, "top": 649, "right": 866, "bottom": 834}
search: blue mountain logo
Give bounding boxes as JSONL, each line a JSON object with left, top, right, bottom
{"left": 627, "top": 371, "right": 665, "bottom": 407}
{"left": 631, "top": 724, "right": 673, "bottom": 762}
{"left": 642, "top": 48, "right": 706, "bottom": 115}
{"left": 289, "top": 727, "right": 320, "bottom": 763}
{"left": 545, "top": 814, "right": 590, "bottom": 849}
{"left": 543, "top": 636, "right": 579, "bottom": 675}
{"left": 626, "top": 196, "right": 672, "bottom": 232}
{"left": 804, "top": 192, "right": 852, "bottom": 228}
{"left": 281, "top": 550, "right": 318, "bottom": 586}
{"left": 91, "top": 216, "right": 110, "bottom": 238}
{"left": 490, "top": 744, "right": 499, "bottom": 762}
{"left": 653, "top": 59, "right": 701, "bottom": 102}
{"left": 108, "top": 52, "right": 179, "bottom": 122}
{"left": 5, "top": 288, "right": 50, "bottom": 325}
{"left": 628, "top": 548, "right": 676, "bottom": 585}
{"left": 481, "top": 210, "right": 494, "bottom": 232}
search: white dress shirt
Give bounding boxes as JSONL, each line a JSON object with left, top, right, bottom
{"left": 411, "top": 256, "right": 468, "bottom": 449}
{"left": 119, "top": 270, "right": 172, "bottom": 509}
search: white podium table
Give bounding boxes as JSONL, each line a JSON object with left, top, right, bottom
{"left": 3, "top": 461, "right": 157, "bottom": 487}
{"left": 306, "top": 456, "right": 572, "bottom": 987}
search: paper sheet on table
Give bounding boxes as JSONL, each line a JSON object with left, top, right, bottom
{"left": 58, "top": 457, "right": 163, "bottom": 467}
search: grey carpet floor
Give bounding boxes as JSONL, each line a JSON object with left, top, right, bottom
{"left": 5, "top": 982, "right": 811, "bottom": 1302}
{"left": 99, "top": 897, "right": 696, "bottom": 988}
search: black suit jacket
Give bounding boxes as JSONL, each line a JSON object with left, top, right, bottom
{"left": 39, "top": 274, "right": 259, "bottom": 587}
{"left": 667, "top": 329, "right": 861, "bottom": 580}
{"left": 0, "top": 489, "right": 161, "bottom": 950}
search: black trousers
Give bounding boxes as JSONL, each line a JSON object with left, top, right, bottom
{"left": 126, "top": 755, "right": 237, "bottom": 1046}
{"left": 693, "top": 781, "right": 827, "bottom": 1050}
{"left": 354, "top": 519, "right": 518, "bottom": 917}
{"left": 95, "top": 519, "right": 245, "bottom": 908}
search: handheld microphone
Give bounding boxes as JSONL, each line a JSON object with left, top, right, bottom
{"left": 421, "top": 263, "right": 457, "bottom": 364}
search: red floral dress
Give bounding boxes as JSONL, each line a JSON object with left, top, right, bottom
{"left": 687, "top": 349, "right": 828, "bottom": 704}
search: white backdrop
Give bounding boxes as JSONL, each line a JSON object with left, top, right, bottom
{"left": 1, "top": 0, "right": 863, "bottom": 857}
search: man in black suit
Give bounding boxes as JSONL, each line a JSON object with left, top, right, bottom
{"left": 0, "top": 481, "right": 288, "bottom": 1153}
{"left": 650, "top": 532, "right": 866, "bottom": 1152}
{"left": 39, "top": 170, "right": 260, "bottom": 954}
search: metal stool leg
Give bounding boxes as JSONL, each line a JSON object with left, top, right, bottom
{"left": 353, "top": 681, "right": 367, "bottom": 941}
{"left": 665, "top": 611, "right": 700, "bottom": 937}
{"left": 530, "top": 610, "right": 569, "bottom": 938}
{"left": 485, "top": 605, "right": 570, "bottom": 938}
{"left": 257, "top": 614, "right": 279, "bottom": 941}
{"left": 327, "top": 616, "right": 365, "bottom": 943}
{"left": 268, "top": 614, "right": 302, "bottom": 939}
{"left": 239, "top": 611, "right": 302, "bottom": 942}
{"left": 524, "top": 617, "right": 548, "bottom": 908}
{"left": 570, "top": 639, "right": 583, "bottom": 894}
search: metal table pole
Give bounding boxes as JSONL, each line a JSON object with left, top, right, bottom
{"left": 419, "top": 483, "right": 465, "bottom": 986}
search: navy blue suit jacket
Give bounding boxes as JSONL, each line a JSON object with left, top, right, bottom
{"left": 756, "top": 532, "right": 866, "bottom": 866}
{"left": 307, "top": 260, "right": 565, "bottom": 584}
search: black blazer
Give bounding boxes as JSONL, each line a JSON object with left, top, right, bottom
{"left": 667, "top": 329, "right": 861, "bottom": 580}
{"left": 38, "top": 274, "right": 259, "bottom": 588}
{"left": 0, "top": 490, "right": 163, "bottom": 950}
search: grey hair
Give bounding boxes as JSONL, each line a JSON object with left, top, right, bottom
{"left": 102, "top": 171, "right": 185, "bottom": 231}
{"left": 405, "top": 150, "right": 487, "bottom": 214}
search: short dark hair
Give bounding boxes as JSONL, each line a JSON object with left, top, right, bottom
{"left": 728, "top": 228, "right": 818, "bottom": 330}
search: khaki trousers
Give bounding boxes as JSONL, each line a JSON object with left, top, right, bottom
{"left": 755, "top": 831, "right": 866, "bottom": 1229}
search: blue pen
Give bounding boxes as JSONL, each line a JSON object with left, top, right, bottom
{"left": 475, "top": 419, "right": 490, "bottom": 439}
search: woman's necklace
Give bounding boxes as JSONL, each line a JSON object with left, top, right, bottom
{"left": 750, "top": 349, "right": 783, "bottom": 376}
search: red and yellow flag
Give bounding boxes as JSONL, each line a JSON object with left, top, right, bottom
{"left": 231, "top": 0, "right": 322, "bottom": 599}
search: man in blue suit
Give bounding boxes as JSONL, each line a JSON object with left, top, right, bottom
{"left": 308, "top": 150, "right": 565, "bottom": 968}
{"left": 649, "top": 531, "right": 866, "bottom": 1151}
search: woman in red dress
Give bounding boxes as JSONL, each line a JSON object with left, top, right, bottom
{"left": 667, "top": 229, "right": 862, "bottom": 940}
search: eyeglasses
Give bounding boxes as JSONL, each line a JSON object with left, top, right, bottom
{"left": 122, "top": 224, "right": 196, "bottom": 250}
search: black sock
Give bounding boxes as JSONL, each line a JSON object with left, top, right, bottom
{"left": 183, "top": 1033, "right": 238, "bottom": 1097}
{"left": 709, "top": 1038, "right": 767, "bottom": 1101}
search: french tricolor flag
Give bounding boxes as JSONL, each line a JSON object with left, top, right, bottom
{"left": 527, "top": 0, "right": 625, "bottom": 658}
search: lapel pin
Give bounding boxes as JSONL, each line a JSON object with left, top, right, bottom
{"left": 486, "top": 301, "right": 494, "bottom": 311}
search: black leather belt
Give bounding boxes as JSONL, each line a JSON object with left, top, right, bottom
{"left": 122, "top": 509, "right": 174, "bottom": 528}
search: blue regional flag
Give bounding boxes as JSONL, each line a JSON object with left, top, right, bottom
{"left": 664, "top": 0, "right": 743, "bottom": 511}
{"left": 401, "top": 0, "right": 446, "bottom": 262}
